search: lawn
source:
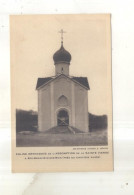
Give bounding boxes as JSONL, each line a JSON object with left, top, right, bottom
{"left": 16, "top": 129, "right": 108, "bottom": 147}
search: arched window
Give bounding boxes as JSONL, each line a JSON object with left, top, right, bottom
{"left": 58, "top": 95, "right": 68, "bottom": 106}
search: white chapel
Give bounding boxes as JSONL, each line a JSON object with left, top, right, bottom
{"left": 36, "top": 30, "right": 90, "bottom": 133}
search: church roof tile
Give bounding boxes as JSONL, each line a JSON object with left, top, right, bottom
{"left": 72, "top": 77, "right": 90, "bottom": 89}
{"left": 36, "top": 77, "right": 53, "bottom": 89}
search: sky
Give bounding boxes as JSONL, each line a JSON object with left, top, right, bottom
{"left": 10, "top": 14, "right": 111, "bottom": 115}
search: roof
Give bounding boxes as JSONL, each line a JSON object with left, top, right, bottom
{"left": 36, "top": 75, "right": 90, "bottom": 90}
{"left": 72, "top": 77, "right": 90, "bottom": 89}
{"left": 36, "top": 77, "right": 53, "bottom": 89}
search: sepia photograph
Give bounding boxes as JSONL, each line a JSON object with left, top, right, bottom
{"left": 11, "top": 14, "right": 113, "bottom": 172}
{"left": 13, "top": 17, "right": 109, "bottom": 147}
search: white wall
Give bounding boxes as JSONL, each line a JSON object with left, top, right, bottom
{"left": 75, "top": 84, "right": 89, "bottom": 132}
{"left": 38, "top": 84, "right": 51, "bottom": 131}
{"left": 55, "top": 63, "right": 69, "bottom": 75}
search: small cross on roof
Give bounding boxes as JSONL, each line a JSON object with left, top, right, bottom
{"left": 58, "top": 29, "right": 66, "bottom": 45}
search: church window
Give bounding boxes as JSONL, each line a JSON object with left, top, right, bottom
{"left": 58, "top": 95, "right": 68, "bottom": 106}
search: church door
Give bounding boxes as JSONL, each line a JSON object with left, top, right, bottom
{"left": 57, "top": 110, "right": 69, "bottom": 126}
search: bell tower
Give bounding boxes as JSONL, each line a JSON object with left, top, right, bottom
{"left": 53, "top": 29, "right": 71, "bottom": 76}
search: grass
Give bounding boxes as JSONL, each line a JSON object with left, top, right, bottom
{"left": 16, "top": 128, "right": 108, "bottom": 147}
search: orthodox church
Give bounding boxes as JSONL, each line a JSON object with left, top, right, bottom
{"left": 36, "top": 30, "right": 90, "bottom": 133}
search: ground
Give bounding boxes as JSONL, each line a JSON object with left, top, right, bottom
{"left": 16, "top": 126, "right": 108, "bottom": 147}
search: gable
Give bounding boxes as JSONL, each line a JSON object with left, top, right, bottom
{"left": 36, "top": 74, "right": 90, "bottom": 90}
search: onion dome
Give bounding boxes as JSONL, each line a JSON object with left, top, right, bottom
{"left": 53, "top": 44, "right": 71, "bottom": 65}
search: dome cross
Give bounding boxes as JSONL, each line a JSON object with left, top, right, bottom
{"left": 58, "top": 29, "right": 66, "bottom": 46}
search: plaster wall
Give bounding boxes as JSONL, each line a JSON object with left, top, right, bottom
{"left": 55, "top": 63, "right": 69, "bottom": 75}
{"left": 38, "top": 84, "right": 51, "bottom": 131}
